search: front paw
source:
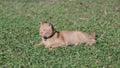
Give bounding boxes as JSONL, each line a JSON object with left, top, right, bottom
{"left": 45, "top": 45, "right": 51, "bottom": 49}
{"left": 34, "top": 44, "right": 42, "bottom": 48}
{"left": 34, "top": 44, "right": 39, "bottom": 48}
{"left": 34, "top": 42, "right": 44, "bottom": 48}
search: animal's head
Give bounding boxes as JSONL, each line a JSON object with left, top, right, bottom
{"left": 39, "top": 21, "right": 54, "bottom": 38}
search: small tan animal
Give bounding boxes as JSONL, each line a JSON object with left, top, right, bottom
{"left": 34, "top": 22, "right": 96, "bottom": 50}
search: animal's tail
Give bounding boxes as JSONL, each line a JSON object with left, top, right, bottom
{"left": 89, "top": 32, "right": 96, "bottom": 39}
{"left": 86, "top": 32, "right": 96, "bottom": 45}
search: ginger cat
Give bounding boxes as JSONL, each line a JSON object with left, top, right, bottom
{"left": 34, "top": 22, "right": 96, "bottom": 50}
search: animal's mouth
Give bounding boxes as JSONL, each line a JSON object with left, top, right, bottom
{"left": 42, "top": 34, "right": 51, "bottom": 39}
{"left": 41, "top": 31, "right": 57, "bottom": 39}
{"left": 43, "top": 36, "right": 48, "bottom": 39}
{"left": 41, "top": 34, "right": 49, "bottom": 38}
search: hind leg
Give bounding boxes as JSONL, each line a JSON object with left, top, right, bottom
{"left": 85, "top": 39, "right": 96, "bottom": 46}
{"left": 85, "top": 42, "right": 92, "bottom": 46}
{"left": 45, "top": 45, "right": 54, "bottom": 51}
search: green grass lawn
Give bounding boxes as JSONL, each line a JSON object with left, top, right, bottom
{"left": 0, "top": 0, "right": 120, "bottom": 68}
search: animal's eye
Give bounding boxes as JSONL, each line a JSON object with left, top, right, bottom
{"left": 42, "top": 29, "right": 46, "bottom": 31}
{"left": 47, "top": 30, "right": 50, "bottom": 32}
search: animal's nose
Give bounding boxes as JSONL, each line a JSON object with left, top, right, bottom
{"left": 40, "top": 31, "right": 43, "bottom": 34}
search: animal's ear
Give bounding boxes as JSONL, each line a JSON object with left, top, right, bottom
{"left": 40, "top": 21, "right": 44, "bottom": 25}
{"left": 47, "top": 22, "right": 54, "bottom": 30}
{"left": 47, "top": 23, "right": 52, "bottom": 27}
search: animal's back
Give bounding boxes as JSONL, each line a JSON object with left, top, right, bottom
{"left": 59, "top": 30, "right": 95, "bottom": 45}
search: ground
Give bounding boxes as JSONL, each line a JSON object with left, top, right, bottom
{"left": 0, "top": 0, "right": 120, "bottom": 68}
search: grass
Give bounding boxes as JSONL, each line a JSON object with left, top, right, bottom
{"left": 0, "top": 0, "right": 120, "bottom": 68}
